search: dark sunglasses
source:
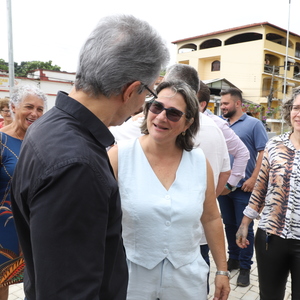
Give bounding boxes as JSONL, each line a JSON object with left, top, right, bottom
{"left": 149, "top": 100, "right": 185, "bottom": 122}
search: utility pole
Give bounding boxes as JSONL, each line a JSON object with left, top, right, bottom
{"left": 267, "top": 65, "right": 275, "bottom": 107}
{"left": 281, "top": 0, "right": 291, "bottom": 133}
{"left": 7, "top": 0, "right": 15, "bottom": 96}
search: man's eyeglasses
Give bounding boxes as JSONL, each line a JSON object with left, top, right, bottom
{"left": 290, "top": 105, "right": 300, "bottom": 113}
{"left": 149, "top": 100, "right": 185, "bottom": 122}
{"left": 1, "top": 109, "right": 10, "bottom": 114}
{"left": 143, "top": 84, "right": 158, "bottom": 99}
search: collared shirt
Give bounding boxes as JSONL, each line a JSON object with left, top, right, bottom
{"left": 204, "top": 110, "right": 249, "bottom": 186}
{"left": 246, "top": 132, "right": 300, "bottom": 240}
{"left": 11, "top": 92, "right": 128, "bottom": 300}
{"left": 195, "top": 113, "right": 230, "bottom": 187}
{"left": 109, "top": 116, "right": 144, "bottom": 142}
{"left": 224, "top": 113, "right": 268, "bottom": 186}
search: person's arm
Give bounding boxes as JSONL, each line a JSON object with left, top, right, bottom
{"left": 107, "top": 144, "right": 119, "bottom": 179}
{"left": 241, "top": 150, "right": 264, "bottom": 192}
{"left": 216, "top": 170, "right": 231, "bottom": 197}
{"left": 221, "top": 122, "right": 250, "bottom": 186}
{"left": 237, "top": 147, "right": 270, "bottom": 249}
{"left": 201, "top": 160, "right": 230, "bottom": 300}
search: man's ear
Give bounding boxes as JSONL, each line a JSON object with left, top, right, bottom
{"left": 122, "top": 81, "right": 141, "bottom": 104}
{"left": 199, "top": 101, "right": 206, "bottom": 113}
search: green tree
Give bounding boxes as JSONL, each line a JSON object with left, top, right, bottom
{"left": 0, "top": 59, "right": 61, "bottom": 77}
{"left": 15, "top": 60, "right": 61, "bottom": 77}
{"left": 0, "top": 59, "right": 8, "bottom": 72}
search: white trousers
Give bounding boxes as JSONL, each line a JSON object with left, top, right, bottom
{"left": 126, "top": 254, "right": 209, "bottom": 300}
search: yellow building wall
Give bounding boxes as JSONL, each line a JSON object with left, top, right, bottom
{"left": 176, "top": 24, "right": 300, "bottom": 106}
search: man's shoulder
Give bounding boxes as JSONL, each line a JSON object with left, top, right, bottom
{"left": 208, "top": 113, "right": 228, "bottom": 127}
{"left": 234, "top": 113, "right": 264, "bottom": 129}
{"left": 27, "top": 107, "right": 77, "bottom": 143}
{"left": 24, "top": 110, "right": 96, "bottom": 168}
{"left": 196, "top": 114, "right": 226, "bottom": 147}
{"left": 200, "top": 112, "right": 219, "bottom": 128}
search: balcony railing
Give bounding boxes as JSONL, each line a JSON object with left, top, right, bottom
{"left": 264, "top": 64, "right": 280, "bottom": 75}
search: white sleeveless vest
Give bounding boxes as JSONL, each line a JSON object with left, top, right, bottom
{"left": 118, "top": 138, "right": 206, "bottom": 269}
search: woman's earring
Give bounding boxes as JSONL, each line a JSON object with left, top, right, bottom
{"left": 182, "top": 131, "right": 186, "bottom": 136}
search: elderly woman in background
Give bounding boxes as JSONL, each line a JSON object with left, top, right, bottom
{"left": 0, "top": 85, "right": 47, "bottom": 300}
{"left": 108, "top": 80, "right": 230, "bottom": 300}
{"left": 0, "top": 98, "right": 12, "bottom": 128}
{"left": 236, "top": 86, "right": 300, "bottom": 300}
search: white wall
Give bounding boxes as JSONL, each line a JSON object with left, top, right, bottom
{"left": 0, "top": 70, "right": 75, "bottom": 111}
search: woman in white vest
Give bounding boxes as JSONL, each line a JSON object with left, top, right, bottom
{"left": 108, "top": 80, "right": 230, "bottom": 300}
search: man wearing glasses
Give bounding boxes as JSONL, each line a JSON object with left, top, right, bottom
{"left": 10, "top": 15, "right": 169, "bottom": 300}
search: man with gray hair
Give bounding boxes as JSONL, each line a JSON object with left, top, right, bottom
{"left": 11, "top": 14, "right": 169, "bottom": 300}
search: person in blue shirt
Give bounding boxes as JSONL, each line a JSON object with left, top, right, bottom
{"left": 218, "top": 88, "right": 268, "bottom": 287}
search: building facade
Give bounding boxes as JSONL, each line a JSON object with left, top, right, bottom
{"left": 0, "top": 69, "right": 75, "bottom": 110}
{"left": 172, "top": 22, "right": 300, "bottom": 132}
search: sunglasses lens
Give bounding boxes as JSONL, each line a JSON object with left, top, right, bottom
{"left": 166, "top": 109, "right": 183, "bottom": 122}
{"left": 149, "top": 102, "right": 164, "bottom": 114}
{"left": 149, "top": 101, "right": 184, "bottom": 122}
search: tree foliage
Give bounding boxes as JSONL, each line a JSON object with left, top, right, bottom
{"left": 0, "top": 59, "right": 61, "bottom": 77}
{"left": 0, "top": 59, "right": 8, "bottom": 72}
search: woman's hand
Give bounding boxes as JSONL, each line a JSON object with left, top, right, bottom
{"left": 236, "top": 223, "right": 250, "bottom": 249}
{"left": 213, "top": 275, "right": 230, "bottom": 300}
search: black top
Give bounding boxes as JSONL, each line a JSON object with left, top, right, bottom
{"left": 11, "top": 91, "right": 128, "bottom": 300}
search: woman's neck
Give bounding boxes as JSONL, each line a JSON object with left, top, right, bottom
{"left": 4, "top": 119, "right": 12, "bottom": 126}
{"left": 139, "top": 135, "right": 182, "bottom": 157}
{"left": 1, "top": 122, "right": 25, "bottom": 140}
{"left": 290, "top": 131, "right": 300, "bottom": 150}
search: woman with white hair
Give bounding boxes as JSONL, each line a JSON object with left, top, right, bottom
{"left": 0, "top": 85, "right": 47, "bottom": 300}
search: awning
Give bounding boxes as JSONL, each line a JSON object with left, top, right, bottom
{"left": 202, "top": 78, "right": 241, "bottom": 91}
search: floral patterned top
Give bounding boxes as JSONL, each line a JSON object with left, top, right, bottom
{"left": 0, "top": 132, "right": 24, "bottom": 287}
{"left": 245, "top": 132, "right": 300, "bottom": 239}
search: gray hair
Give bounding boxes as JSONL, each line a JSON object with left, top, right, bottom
{"left": 75, "top": 14, "right": 170, "bottom": 98}
{"left": 10, "top": 85, "right": 47, "bottom": 111}
{"left": 164, "top": 64, "right": 200, "bottom": 94}
{"left": 282, "top": 86, "right": 300, "bottom": 127}
{"left": 141, "top": 80, "right": 200, "bottom": 151}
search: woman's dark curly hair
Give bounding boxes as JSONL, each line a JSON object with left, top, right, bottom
{"left": 282, "top": 86, "right": 300, "bottom": 128}
{"left": 140, "top": 80, "right": 200, "bottom": 151}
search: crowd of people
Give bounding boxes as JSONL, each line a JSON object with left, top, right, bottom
{"left": 0, "top": 13, "right": 299, "bottom": 300}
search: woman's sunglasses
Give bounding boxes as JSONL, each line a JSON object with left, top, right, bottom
{"left": 149, "top": 100, "right": 185, "bottom": 122}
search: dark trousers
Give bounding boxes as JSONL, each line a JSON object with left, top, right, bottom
{"left": 218, "top": 188, "right": 254, "bottom": 269}
{"left": 255, "top": 227, "right": 300, "bottom": 300}
{"left": 200, "top": 244, "right": 210, "bottom": 294}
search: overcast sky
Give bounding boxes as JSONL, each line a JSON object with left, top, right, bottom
{"left": 0, "top": 0, "right": 299, "bottom": 73}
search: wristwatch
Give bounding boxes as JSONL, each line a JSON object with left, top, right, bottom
{"left": 216, "top": 270, "right": 231, "bottom": 278}
{"left": 225, "top": 182, "right": 237, "bottom": 192}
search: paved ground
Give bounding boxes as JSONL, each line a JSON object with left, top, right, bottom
{"left": 8, "top": 220, "right": 292, "bottom": 299}
{"left": 207, "top": 220, "right": 292, "bottom": 300}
